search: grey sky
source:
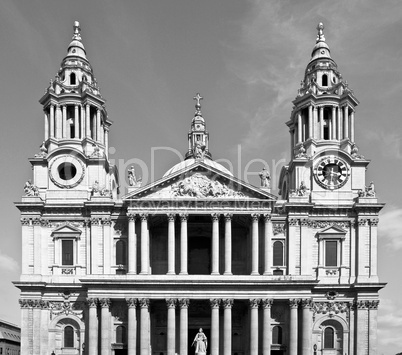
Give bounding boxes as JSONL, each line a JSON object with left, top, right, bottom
{"left": 0, "top": 1, "right": 401, "bottom": 353}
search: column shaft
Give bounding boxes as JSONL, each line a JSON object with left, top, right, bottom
{"left": 86, "top": 104, "right": 91, "bottom": 138}
{"left": 74, "top": 105, "right": 79, "bottom": 138}
{"left": 344, "top": 105, "right": 349, "bottom": 138}
{"left": 127, "top": 299, "right": 137, "bottom": 355}
{"left": 211, "top": 214, "right": 220, "bottom": 275}
{"left": 179, "top": 299, "right": 189, "bottom": 355}
{"left": 140, "top": 215, "right": 149, "bottom": 274}
{"left": 140, "top": 299, "right": 150, "bottom": 355}
{"left": 223, "top": 299, "right": 233, "bottom": 355}
{"left": 224, "top": 214, "right": 232, "bottom": 275}
{"left": 337, "top": 106, "right": 342, "bottom": 140}
{"left": 262, "top": 299, "right": 273, "bottom": 355}
{"left": 80, "top": 105, "right": 85, "bottom": 139}
{"left": 332, "top": 106, "right": 336, "bottom": 140}
{"left": 297, "top": 112, "right": 302, "bottom": 143}
{"left": 249, "top": 299, "right": 259, "bottom": 355}
{"left": 128, "top": 214, "right": 137, "bottom": 274}
{"left": 289, "top": 300, "right": 298, "bottom": 355}
{"left": 166, "top": 299, "right": 176, "bottom": 355}
{"left": 62, "top": 105, "right": 67, "bottom": 138}
{"left": 44, "top": 112, "right": 49, "bottom": 141}
{"left": 301, "top": 300, "right": 312, "bottom": 355}
{"left": 56, "top": 105, "right": 62, "bottom": 138}
{"left": 100, "top": 299, "right": 111, "bottom": 355}
{"left": 251, "top": 214, "right": 259, "bottom": 275}
{"left": 263, "top": 215, "right": 272, "bottom": 275}
{"left": 180, "top": 214, "right": 188, "bottom": 275}
{"left": 96, "top": 109, "right": 101, "bottom": 143}
{"left": 308, "top": 105, "right": 313, "bottom": 138}
{"left": 49, "top": 105, "right": 55, "bottom": 138}
{"left": 210, "top": 299, "right": 220, "bottom": 355}
{"left": 350, "top": 110, "right": 355, "bottom": 142}
{"left": 105, "top": 128, "right": 109, "bottom": 156}
{"left": 167, "top": 214, "right": 176, "bottom": 275}
{"left": 313, "top": 106, "right": 318, "bottom": 139}
{"left": 319, "top": 106, "right": 324, "bottom": 139}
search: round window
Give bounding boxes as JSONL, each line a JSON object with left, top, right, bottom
{"left": 58, "top": 163, "right": 77, "bottom": 180}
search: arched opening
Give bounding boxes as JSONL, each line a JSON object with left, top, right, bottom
{"left": 116, "top": 240, "right": 127, "bottom": 265}
{"left": 323, "top": 108, "right": 330, "bottom": 140}
{"left": 273, "top": 241, "right": 284, "bottom": 267}
{"left": 64, "top": 325, "right": 74, "bottom": 348}
{"left": 272, "top": 325, "right": 283, "bottom": 344}
{"left": 116, "top": 325, "right": 127, "bottom": 344}
{"left": 322, "top": 74, "right": 328, "bottom": 86}
{"left": 70, "top": 72, "right": 76, "bottom": 85}
{"left": 324, "top": 327, "right": 335, "bottom": 348}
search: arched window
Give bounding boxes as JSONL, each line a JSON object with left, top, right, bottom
{"left": 116, "top": 325, "right": 127, "bottom": 344}
{"left": 70, "top": 73, "right": 76, "bottom": 85}
{"left": 322, "top": 74, "right": 328, "bottom": 86}
{"left": 64, "top": 325, "right": 74, "bottom": 348}
{"left": 273, "top": 241, "right": 284, "bottom": 266}
{"left": 116, "top": 240, "right": 127, "bottom": 265}
{"left": 272, "top": 325, "right": 283, "bottom": 344}
{"left": 324, "top": 327, "right": 335, "bottom": 348}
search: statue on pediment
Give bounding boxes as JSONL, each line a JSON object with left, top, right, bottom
{"left": 193, "top": 141, "right": 206, "bottom": 160}
{"left": 24, "top": 180, "right": 39, "bottom": 196}
{"left": 259, "top": 167, "right": 271, "bottom": 188}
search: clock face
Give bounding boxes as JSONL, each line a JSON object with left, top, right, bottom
{"left": 49, "top": 154, "right": 85, "bottom": 188}
{"left": 314, "top": 155, "right": 350, "bottom": 190}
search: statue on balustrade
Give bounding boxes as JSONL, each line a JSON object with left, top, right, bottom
{"left": 192, "top": 328, "right": 207, "bottom": 355}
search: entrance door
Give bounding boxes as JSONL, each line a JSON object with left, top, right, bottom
{"left": 114, "top": 350, "right": 127, "bottom": 355}
{"left": 188, "top": 328, "right": 210, "bottom": 355}
{"left": 271, "top": 351, "right": 284, "bottom": 355}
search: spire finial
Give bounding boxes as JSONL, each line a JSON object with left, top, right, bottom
{"left": 193, "top": 93, "right": 203, "bottom": 114}
{"left": 316, "top": 22, "right": 325, "bottom": 43}
{"left": 73, "top": 21, "right": 82, "bottom": 41}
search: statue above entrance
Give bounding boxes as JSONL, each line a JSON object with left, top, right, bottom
{"left": 192, "top": 328, "right": 207, "bottom": 355}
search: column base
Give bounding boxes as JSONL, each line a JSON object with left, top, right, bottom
{"left": 223, "top": 272, "right": 233, "bottom": 276}
{"left": 211, "top": 272, "right": 220, "bottom": 276}
{"left": 251, "top": 271, "right": 260, "bottom": 276}
{"left": 127, "top": 271, "right": 137, "bottom": 275}
{"left": 179, "top": 272, "right": 188, "bottom": 275}
{"left": 139, "top": 271, "right": 149, "bottom": 275}
{"left": 167, "top": 272, "right": 176, "bottom": 275}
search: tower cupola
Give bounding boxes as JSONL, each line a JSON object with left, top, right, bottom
{"left": 287, "top": 23, "right": 359, "bottom": 159}
{"left": 39, "top": 21, "right": 112, "bottom": 158}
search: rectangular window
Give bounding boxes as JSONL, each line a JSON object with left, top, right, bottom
{"left": 325, "top": 241, "right": 337, "bottom": 267}
{"left": 62, "top": 240, "right": 74, "bottom": 266}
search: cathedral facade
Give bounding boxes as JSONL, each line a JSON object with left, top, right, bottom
{"left": 15, "top": 22, "right": 385, "bottom": 355}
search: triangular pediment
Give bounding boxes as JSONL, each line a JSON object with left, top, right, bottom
{"left": 51, "top": 223, "right": 82, "bottom": 235}
{"left": 123, "top": 161, "right": 276, "bottom": 201}
{"left": 318, "top": 225, "right": 347, "bottom": 236}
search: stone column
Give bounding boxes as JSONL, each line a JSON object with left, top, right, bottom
{"left": 86, "top": 104, "right": 91, "bottom": 138}
{"left": 74, "top": 105, "right": 79, "bottom": 138}
{"left": 96, "top": 109, "right": 101, "bottom": 143}
{"left": 337, "top": 106, "right": 342, "bottom": 140}
{"left": 224, "top": 213, "right": 232, "bottom": 275}
{"left": 100, "top": 298, "right": 111, "bottom": 355}
{"left": 319, "top": 106, "right": 324, "bottom": 139}
{"left": 167, "top": 214, "right": 176, "bottom": 275}
{"left": 288, "top": 219, "right": 298, "bottom": 275}
{"left": 179, "top": 299, "right": 190, "bottom": 355}
{"left": 301, "top": 299, "right": 312, "bottom": 355}
{"left": 308, "top": 105, "right": 313, "bottom": 138}
{"left": 62, "top": 105, "right": 67, "bottom": 138}
{"left": 262, "top": 299, "right": 273, "bottom": 355}
{"left": 357, "top": 218, "right": 369, "bottom": 281}
{"left": 166, "top": 299, "right": 177, "bottom": 355}
{"left": 249, "top": 299, "right": 260, "bottom": 355}
{"left": 356, "top": 300, "right": 369, "bottom": 355}
{"left": 49, "top": 104, "right": 55, "bottom": 138}
{"left": 128, "top": 214, "right": 137, "bottom": 274}
{"left": 350, "top": 110, "right": 355, "bottom": 142}
{"left": 126, "top": 298, "right": 137, "bottom": 355}
{"left": 179, "top": 214, "right": 188, "bottom": 275}
{"left": 210, "top": 299, "right": 220, "bottom": 355}
{"left": 140, "top": 214, "right": 149, "bottom": 274}
{"left": 251, "top": 214, "right": 259, "bottom": 275}
{"left": 289, "top": 299, "right": 299, "bottom": 355}
{"left": 44, "top": 111, "right": 49, "bottom": 141}
{"left": 370, "top": 218, "right": 379, "bottom": 278}
{"left": 297, "top": 112, "right": 302, "bottom": 143}
{"left": 19, "top": 300, "right": 30, "bottom": 355}
{"left": 332, "top": 106, "right": 336, "bottom": 140}
{"left": 211, "top": 214, "right": 220, "bottom": 275}
{"left": 90, "top": 218, "right": 100, "bottom": 274}
{"left": 32, "top": 300, "right": 41, "bottom": 355}
{"left": 223, "top": 299, "right": 233, "bottom": 355}
{"left": 313, "top": 106, "right": 318, "bottom": 139}
{"left": 80, "top": 104, "right": 85, "bottom": 138}
{"left": 32, "top": 218, "right": 42, "bottom": 274}
{"left": 263, "top": 214, "right": 272, "bottom": 275}
{"left": 344, "top": 105, "right": 349, "bottom": 139}
{"left": 139, "top": 298, "right": 150, "bottom": 355}
{"left": 56, "top": 104, "right": 62, "bottom": 138}
{"left": 103, "top": 218, "right": 112, "bottom": 274}
{"left": 369, "top": 301, "right": 379, "bottom": 355}
{"left": 104, "top": 128, "right": 109, "bottom": 155}
{"left": 40, "top": 301, "right": 49, "bottom": 355}
{"left": 87, "top": 298, "right": 98, "bottom": 355}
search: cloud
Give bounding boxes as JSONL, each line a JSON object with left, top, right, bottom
{"left": 0, "top": 249, "right": 19, "bottom": 272}
{"left": 363, "top": 131, "right": 402, "bottom": 160}
{"left": 378, "top": 298, "right": 402, "bottom": 349}
{"left": 378, "top": 207, "right": 402, "bottom": 250}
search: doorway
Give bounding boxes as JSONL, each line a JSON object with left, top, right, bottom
{"left": 188, "top": 236, "right": 211, "bottom": 274}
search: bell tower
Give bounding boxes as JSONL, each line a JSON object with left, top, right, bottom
{"left": 279, "top": 23, "right": 371, "bottom": 203}
{"left": 31, "top": 21, "right": 118, "bottom": 200}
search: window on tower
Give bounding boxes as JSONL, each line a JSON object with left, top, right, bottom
{"left": 273, "top": 241, "right": 284, "bottom": 267}
{"left": 325, "top": 241, "right": 337, "bottom": 267}
{"left": 62, "top": 240, "right": 74, "bottom": 266}
{"left": 70, "top": 72, "right": 76, "bottom": 85}
{"left": 116, "top": 240, "right": 127, "bottom": 266}
{"left": 322, "top": 74, "right": 328, "bottom": 86}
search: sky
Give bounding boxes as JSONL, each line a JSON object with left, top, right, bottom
{"left": 0, "top": 0, "right": 401, "bottom": 353}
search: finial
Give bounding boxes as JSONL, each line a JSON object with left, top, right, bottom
{"left": 316, "top": 22, "right": 325, "bottom": 43}
{"left": 72, "top": 21, "right": 82, "bottom": 41}
{"left": 193, "top": 93, "right": 203, "bottom": 113}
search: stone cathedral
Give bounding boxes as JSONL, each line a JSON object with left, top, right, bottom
{"left": 15, "top": 22, "right": 385, "bottom": 355}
